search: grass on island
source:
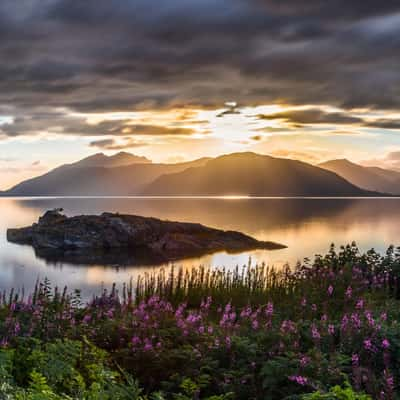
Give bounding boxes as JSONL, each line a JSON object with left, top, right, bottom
{"left": 1, "top": 243, "right": 400, "bottom": 399}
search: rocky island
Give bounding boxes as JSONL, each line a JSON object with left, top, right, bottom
{"left": 7, "top": 209, "right": 285, "bottom": 264}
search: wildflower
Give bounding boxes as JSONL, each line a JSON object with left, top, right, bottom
{"left": 281, "top": 320, "right": 297, "bottom": 334}
{"left": 327, "top": 285, "right": 334, "bottom": 296}
{"left": 341, "top": 314, "right": 349, "bottom": 330}
{"left": 289, "top": 375, "right": 308, "bottom": 386}
{"left": 352, "top": 353, "right": 359, "bottom": 366}
{"left": 82, "top": 314, "right": 91, "bottom": 324}
{"left": 301, "top": 297, "right": 307, "bottom": 307}
{"left": 380, "top": 312, "right": 387, "bottom": 321}
{"left": 351, "top": 313, "right": 362, "bottom": 330}
{"left": 356, "top": 299, "right": 364, "bottom": 309}
{"left": 311, "top": 324, "right": 321, "bottom": 340}
{"left": 240, "top": 306, "right": 252, "bottom": 318}
{"left": 363, "top": 338, "right": 373, "bottom": 351}
{"left": 14, "top": 322, "right": 20, "bottom": 335}
{"left": 382, "top": 339, "right": 390, "bottom": 349}
{"left": 300, "top": 355, "right": 310, "bottom": 367}
{"left": 311, "top": 304, "right": 317, "bottom": 312}
{"left": 131, "top": 336, "right": 141, "bottom": 345}
{"left": 384, "top": 370, "right": 394, "bottom": 394}
{"left": 143, "top": 342, "right": 153, "bottom": 352}
{"left": 266, "top": 302, "right": 274, "bottom": 317}
{"left": 328, "top": 324, "right": 335, "bottom": 335}
{"left": 345, "top": 286, "right": 353, "bottom": 299}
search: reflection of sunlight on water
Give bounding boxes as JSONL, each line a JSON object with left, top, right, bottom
{"left": 2, "top": 197, "right": 400, "bottom": 299}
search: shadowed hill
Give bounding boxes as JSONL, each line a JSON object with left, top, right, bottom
{"left": 319, "top": 159, "right": 400, "bottom": 195}
{"left": 142, "top": 152, "right": 376, "bottom": 196}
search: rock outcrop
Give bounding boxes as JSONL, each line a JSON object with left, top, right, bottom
{"left": 7, "top": 209, "right": 285, "bottom": 262}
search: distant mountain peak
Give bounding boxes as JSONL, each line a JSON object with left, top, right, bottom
{"left": 320, "top": 158, "right": 400, "bottom": 195}
{"left": 68, "top": 152, "right": 152, "bottom": 168}
{"left": 320, "top": 158, "right": 354, "bottom": 166}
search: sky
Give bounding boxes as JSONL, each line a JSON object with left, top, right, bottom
{"left": 1, "top": 0, "right": 400, "bottom": 189}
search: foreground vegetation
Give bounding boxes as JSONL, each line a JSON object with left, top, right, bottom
{"left": 2, "top": 243, "right": 400, "bottom": 399}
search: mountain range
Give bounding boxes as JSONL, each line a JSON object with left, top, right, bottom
{"left": 1, "top": 151, "right": 385, "bottom": 197}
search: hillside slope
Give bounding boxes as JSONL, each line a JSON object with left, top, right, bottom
{"left": 143, "top": 152, "right": 376, "bottom": 196}
{"left": 3, "top": 157, "right": 210, "bottom": 196}
{"left": 319, "top": 159, "right": 400, "bottom": 195}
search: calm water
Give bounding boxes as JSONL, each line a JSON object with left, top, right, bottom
{"left": 1, "top": 197, "right": 400, "bottom": 298}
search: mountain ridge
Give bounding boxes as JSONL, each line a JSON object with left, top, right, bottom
{"left": 2, "top": 151, "right": 385, "bottom": 197}
{"left": 319, "top": 159, "right": 400, "bottom": 195}
{"left": 2, "top": 155, "right": 211, "bottom": 196}
{"left": 142, "top": 152, "right": 379, "bottom": 197}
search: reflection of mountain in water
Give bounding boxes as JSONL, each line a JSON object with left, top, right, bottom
{"left": 12, "top": 197, "right": 369, "bottom": 234}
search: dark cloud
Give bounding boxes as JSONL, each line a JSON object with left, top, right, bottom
{"left": 258, "top": 108, "right": 363, "bottom": 125}
{"left": 0, "top": 110, "right": 197, "bottom": 138}
{"left": 0, "top": 0, "right": 400, "bottom": 134}
{"left": 89, "top": 138, "right": 146, "bottom": 150}
{"left": 364, "top": 119, "right": 400, "bottom": 130}
{"left": 121, "top": 125, "right": 196, "bottom": 136}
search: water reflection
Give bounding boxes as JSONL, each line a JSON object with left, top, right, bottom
{"left": 1, "top": 197, "right": 400, "bottom": 298}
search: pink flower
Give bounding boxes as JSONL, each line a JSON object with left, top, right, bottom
{"left": 311, "top": 324, "right": 320, "bottom": 340}
{"left": 289, "top": 375, "right": 308, "bottom": 386}
{"left": 328, "top": 324, "right": 335, "bottom": 335}
{"left": 131, "top": 336, "right": 141, "bottom": 345}
{"left": 311, "top": 304, "right": 317, "bottom": 312}
{"left": 327, "top": 285, "right": 334, "bottom": 296}
{"left": 384, "top": 369, "right": 394, "bottom": 393}
{"left": 266, "top": 302, "right": 274, "bottom": 317}
{"left": 300, "top": 355, "right": 310, "bottom": 367}
{"left": 356, "top": 299, "right": 364, "bottom": 309}
{"left": 352, "top": 353, "right": 359, "bottom": 366}
{"left": 382, "top": 339, "right": 390, "bottom": 349}
{"left": 363, "top": 338, "right": 373, "bottom": 351}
